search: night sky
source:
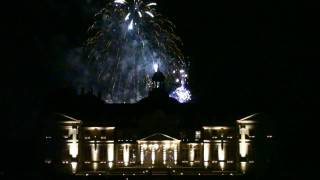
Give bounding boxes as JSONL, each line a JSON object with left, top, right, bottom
{"left": 5, "top": 0, "right": 317, "bottom": 109}
{"left": 2, "top": 0, "right": 319, "bottom": 177}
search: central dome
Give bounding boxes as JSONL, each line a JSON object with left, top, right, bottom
{"left": 152, "top": 71, "right": 165, "bottom": 82}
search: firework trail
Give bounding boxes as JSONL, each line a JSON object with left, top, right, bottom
{"left": 78, "top": 0, "right": 190, "bottom": 103}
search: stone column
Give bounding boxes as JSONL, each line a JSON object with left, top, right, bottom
{"left": 123, "top": 144, "right": 130, "bottom": 166}
{"left": 140, "top": 144, "right": 145, "bottom": 165}
{"left": 174, "top": 145, "right": 178, "bottom": 165}
{"left": 203, "top": 142, "right": 210, "bottom": 167}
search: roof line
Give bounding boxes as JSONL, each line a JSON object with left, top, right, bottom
{"left": 238, "top": 113, "right": 259, "bottom": 121}
{"left": 57, "top": 113, "right": 81, "bottom": 122}
{"left": 139, "top": 133, "right": 179, "bottom": 141}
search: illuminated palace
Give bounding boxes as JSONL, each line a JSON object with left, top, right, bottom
{"left": 43, "top": 71, "right": 274, "bottom": 176}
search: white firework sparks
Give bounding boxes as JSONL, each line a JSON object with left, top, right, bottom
{"left": 128, "top": 19, "right": 134, "bottom": 30}
{"left": 153, "top": 63, "right": 159, "bottom": 72}
{"left": 170, "top": 68, "right": 192, "bottom": 103}
{"left": 145, "top": 11, "right": 155, "bottom": 18}
{"left": 115, "top": 0, "right": 126, "bottom": 5}
{"left": 114, "top": 0, "right": 157, "bottom": 31}
{"left": 170, "top": 85, "right": 192, "bottom": 103}
{"left": 83, "top": 0, "right": 190, "bottom": 103}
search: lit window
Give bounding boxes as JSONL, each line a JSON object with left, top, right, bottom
{"left": 62, "top": 160, "right": 69, "bottom": 164}
{"left": 195, "top": 131, "right": 201, "bottom": 139}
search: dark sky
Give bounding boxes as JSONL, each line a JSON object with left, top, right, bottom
{"left": 5, "top": 0, "right": 318, "bottom": 110}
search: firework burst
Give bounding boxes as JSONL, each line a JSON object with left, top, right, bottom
{"left": 83, "top": 0, "right": 191, "bottom": 103}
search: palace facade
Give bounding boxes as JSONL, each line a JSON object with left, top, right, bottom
{"left": 43, "top": 71, "right": 273, "bottom": 176}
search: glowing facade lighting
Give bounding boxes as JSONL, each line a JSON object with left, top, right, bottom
{"left": 86, "top": 127, "right": 115, "bottom": 131}
{"left": 107, "top": 143, "right": 114, "bottom": 168}
{"left": 174, "top": 145, "right": 178, "bottom": 165}
{"left": 239, "top": 126, "right": 249, "bottom": 158}
{"left": 69, "top": 143, "right": 78, "bottom": 158}
{"left": 240, "top": 162, "right": 247, "bottom": 174}
{"left": 239, "top": 141, "right": 248, "bottom": 158}
{"left": 93, "top": 162, "right": 98, "bottom": 171}
{"left": 203, "top": 126, "right": 230, "bottom": 130}
{"left": 237, "top": 113, "right": 258, "bottom": 123}
{"left": 151, "top": 147, "right": 156, "bottom": 165}
{"left": 203, "top": 143, "right": 210, "bottom": 167}
{"left": 71, "top": 162, "right": 77, "bottom": 174}
{"left": 123, "top": 144, "right": 130, "bottom": 166}
{"left": 91, "top": 144, "right": 99, "bottom": 161}
{"left": 188, "top": 144, "right": 196, "bottom": 166}
{"left": 140, "top": 144, "right": 145, "bottom": 165}
{"left": 267, "top": 135, "right": 273, "bottom": 138}
{"left": 148, "top": 144, "right": 159, "bottom": 165}
{"left": 69, "top": 127, "right": 78, "bottom": 158}
{"left": 218, "top": 143, "right": 225, "bottom": 170}
{"left": 163, "top": 144, "right": 168, "bottom": 165}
